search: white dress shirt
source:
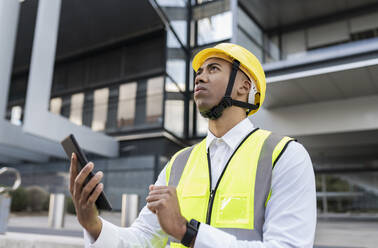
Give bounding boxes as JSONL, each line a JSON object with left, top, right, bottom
{"left": 84, "top": 117, "right": 317, "bottom": 248}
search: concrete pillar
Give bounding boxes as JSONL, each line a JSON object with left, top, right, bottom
{"left": 24, "top": 0, "right": 61, "bottom": 117}
{"left": 121, "top": 194, "right": 139, "bottom": 227}
{"left": 0, "top": 0, "right": 20, "bottom": 119}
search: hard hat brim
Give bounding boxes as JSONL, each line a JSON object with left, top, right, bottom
{"left": 192, "top": 47, "right": 254, "bottom": 82}
{"left": 192, "top": 47, "right": 233, "bottom": 72}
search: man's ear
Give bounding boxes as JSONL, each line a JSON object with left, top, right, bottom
{"left": 236, "top": 78, "right": 251, "bottom": 100}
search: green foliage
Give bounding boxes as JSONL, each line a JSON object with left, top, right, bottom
{"left": 9, "top": 186, "right": 28, "bottom": 212}
{"left": 26, "top": 186, "right": 50, "bottom": 212}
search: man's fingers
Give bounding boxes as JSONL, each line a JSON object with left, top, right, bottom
{"left": 149, "top": 185, "right": 176, "bottom": 193}
{"left": 148, "top": 188, "right": 170, "bottom": 196}
{"left": 150, "top": 185, "right": 170, "bottom": 190}
{"left": 87, "top": 183, "right": 103, "bottom": 207}
{"left": 73, "top": 162, "right": 94, "bottom": 201}
{"left": 147, "top": 199, "right": 164, "bottom": 213}
{"left": 81, "top": 171, "right": 103, "bottom": 202}
{"left": 146, "top": 194, "right": 167, "bottom": 203}
{"left": 69, "top": 153, "right": 78, "bottom": 195}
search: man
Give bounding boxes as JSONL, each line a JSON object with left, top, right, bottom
{"left": 70, "top": 43, "right": 316, "bottom": 247}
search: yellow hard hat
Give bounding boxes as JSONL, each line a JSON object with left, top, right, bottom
{"left": 192, "top": 43, "right": 266, "bottom": 116}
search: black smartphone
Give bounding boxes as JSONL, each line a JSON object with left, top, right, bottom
{"left": 61, "top": 134, "right": 112, "bottom": 211}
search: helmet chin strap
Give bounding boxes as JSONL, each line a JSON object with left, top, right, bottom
{"left": 200, "top": 60, "right": 259, "bottom": 120}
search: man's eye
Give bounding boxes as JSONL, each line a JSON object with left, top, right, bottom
{"left": 210, "top": 66, "right": 217, "bottom": 71}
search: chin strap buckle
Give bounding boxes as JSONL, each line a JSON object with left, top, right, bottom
{"left": 221, "top": 96, "right": 232, "bottom": 108}
{"left": 200, "top": 96, "right": 234, "bottom": 120}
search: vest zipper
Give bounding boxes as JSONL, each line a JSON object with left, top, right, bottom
{"left": 206, "top": 151, "right": 213, "bottom": 224}
{"left": 205, "top": 128, "right": 260, "bottom": 225}
{"left": 206, "top": 189, "right": 215, "bottom": 224}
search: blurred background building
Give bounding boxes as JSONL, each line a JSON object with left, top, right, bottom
{"left": 1, "top": 0, "right": 378, "bottom": 217}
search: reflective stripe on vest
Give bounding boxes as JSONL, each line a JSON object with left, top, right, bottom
{"left": 165, "top": 129, "right": 295, "bottom": 246}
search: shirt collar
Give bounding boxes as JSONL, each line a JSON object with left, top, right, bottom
{"left": 206, "top": 117, "right": 255, "bottom": 151}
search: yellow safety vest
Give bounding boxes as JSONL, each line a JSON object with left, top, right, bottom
{"left": 165, "top": 128, "right": 295, "bottom": 247}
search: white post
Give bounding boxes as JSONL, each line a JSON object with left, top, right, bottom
{"left": 48, "top": 193, "right": 66, "bottom": 229}
{"left": 121, "top": 194, "right": 139, "bottom": 227}
{"left": 0, "top": 194, "right": 11, "bottom": 234}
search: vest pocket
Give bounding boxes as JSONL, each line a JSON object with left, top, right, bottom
{"left": 170, "top": 242, "right": 186, "bottom": 248}
{"left": 180, "top": 180, "right": 208, "bottom": 222}
{"left": 214, "top": 193, "right": 251, "bottom": 228}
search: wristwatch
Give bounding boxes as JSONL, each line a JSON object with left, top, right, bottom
{"left": 181, "top": 219, "right": 200, "bottom": 247}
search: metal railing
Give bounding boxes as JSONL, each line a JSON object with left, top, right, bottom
{"left": 0, "top": 167, "right": 21, "bottom": 234}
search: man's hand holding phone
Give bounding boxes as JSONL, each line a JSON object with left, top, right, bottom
{"left": 69, "top": 153, "right": 103, "bottom": 240}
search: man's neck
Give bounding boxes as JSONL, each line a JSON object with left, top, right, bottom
{"left": 208, "top": 106, "right": 246, "bottom": 138}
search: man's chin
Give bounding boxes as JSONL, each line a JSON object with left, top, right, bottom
{"left": 197, "top": 105, "right": 215, "bottom": 119}
{"left": 198, "top": 106, "right": 212, "bottom": 113}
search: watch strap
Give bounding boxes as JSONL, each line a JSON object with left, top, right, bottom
{"left": 181, "top": 219, "right": 200, "bottom": 247}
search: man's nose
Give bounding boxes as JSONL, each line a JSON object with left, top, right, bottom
{"left": 195, "top": 72, "right": 207, "bottom": 85}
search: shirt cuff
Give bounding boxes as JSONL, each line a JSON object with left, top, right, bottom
{"left": 194, "top": 223, "right": 235, "bottom": 248}
{"left": 83, "top": 217, "right": 119, "bottom": 248}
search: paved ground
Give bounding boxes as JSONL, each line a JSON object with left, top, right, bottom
{"left": 2, "top": 212, "right": 378, "bottom": 248}
{"left": 315, "top": 219, "right": 378, "bottom": 248}
{"left": 0, "top": 232, "right": 83, "bottom": 248}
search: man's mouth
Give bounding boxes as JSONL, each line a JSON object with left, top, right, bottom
{"left": 194, "top": 86, "right": 207, "bottom": 93}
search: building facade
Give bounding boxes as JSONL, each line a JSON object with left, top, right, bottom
{"left": 1, "top": 0, "right": 378, "bottom": 213}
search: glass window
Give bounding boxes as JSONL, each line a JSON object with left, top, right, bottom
{"left": 195, "top": 0, "right": 215, "bottom": 4}
{"left": 316, "top": 172, "right": 378, "bottom": 214}
{"left": 237, "top": 7, "right": 262, "bottom": 46}
{"left": 197, "top": 11, "right": 233, "bottom": 45}
{"left": 60, "top": 96, "right": 71, "bottom": 118}
{"left": 167, "top": 56, "right": 186, "bottom": 91}
{"left": 167, "top": 27, "right": 186, "bottom": 91}
{"left": 307, "top": 21, "right": 349, "bottom": 49}
{"left": 237, "top": 28, "right": 263, "bottom": 61}
{"left": 167, "top": 29, "right": 186, "bottom": 91}
{"left": 156, "top": 0, "right": 188, "bottom": 46}
{"left": 166, "top": 77, "right": 181, "bottom": 92}
{"left": 165, "top": 100, "right": 184, "bottom": 137}
{"left": 157, "top": 0, "right": 186, "bottom": 7}
{"left": 171, "top": 21, "right": 188, "bottom": 46}
{"left": 146, "top": 76, "right": 164, "bottom": 123}
{"left": 189, "top": 59, "right": 195, "bottom": 91}
{"left": 10, "top": 106, "right": 22, "bottom": 126}
{"left": 117, "top": 82, "right": 137, "bottom": 128}
{"left": 189, "top": 99, "right": 194, "bottom": 137}
{"left": 167, "top": 29, "right": 181, "bottom": 48}
{"left": 350, "top": 12, "right": 378, "bottom": 33}
{"left": 266, "top": 35, "right": 280, "bottom": 62}
{"left": 70, "top": 93, "right": 84, "bottom": 126}
{"left": 196, "top": 107, "right": 208, "bottom": 136}
{"left": 282, "top": 30, "right": 306, "bottom": 59}
{"left": 50, "top": 97, "right": 62, "bottom": 115}
{"left": 92, "top": 88, "right": 109, "bottom": 131}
